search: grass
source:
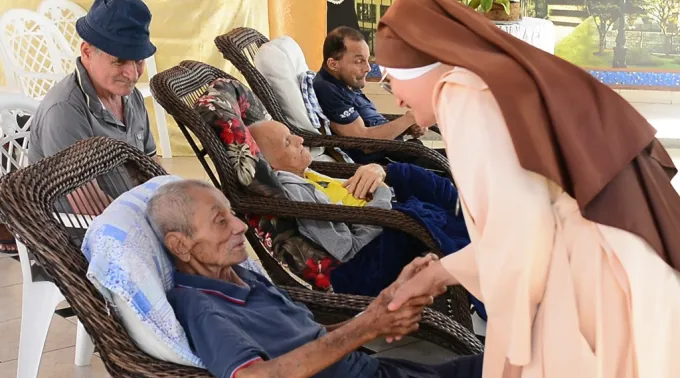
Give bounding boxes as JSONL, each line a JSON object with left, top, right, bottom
{"left": 555, "top": 17, "right": 611, "bottom": 67}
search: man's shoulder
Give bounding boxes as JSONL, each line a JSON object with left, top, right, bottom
{"left": 36, "top": 74, "right": 88, "bottom": 120}
{"left": 167, "top": 286, "right": 212, "bottom": 306}
{"left": 40, "top": 72, "right": 82, "bottom": 105}
{"left": 312, "top": 70, "right": 338, "bottom": 93}
{"left": 167, "top": 287, "right": 216, "bottom": 320}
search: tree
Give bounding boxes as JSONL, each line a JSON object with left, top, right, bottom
{"left": 612, "top": 0, "right": 645, "bottom": 67}
{"left": 535, "top": 0, "right": 548, "bottom": 18}
{"left": 644, "top": 0, "right": 680, "bottom": 55}
{"left": 586, "top": 0, "right": 621, "bottom": 54}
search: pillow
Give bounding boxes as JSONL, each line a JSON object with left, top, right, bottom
{"left": 194, "top": 81, "right": 339, "bottom": 291}
{"left": 246, "top": 214, "right": 339, "bottom": 290}
{"left": 255, "top": 36, "right": 327, "bottom": 160}
{"left": 82, "top": 175, "right": 269, "bottom": 366}
{"left": 194, "top": 77, "right": 283, "bottom": 198}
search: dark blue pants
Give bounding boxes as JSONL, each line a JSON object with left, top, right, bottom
{"left": 375, "top": 354, "right": 484, "bottom": 378}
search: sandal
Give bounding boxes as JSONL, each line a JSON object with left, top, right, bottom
{"left": 0, "top": 224, "right": 18, "bottom": 255}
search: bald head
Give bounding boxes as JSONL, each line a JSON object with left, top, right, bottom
{"left": 249, "top": 120, "right": 287, "bottom": 163}
{"left": 249, "top": 120, "right": 312, "bottom": 176}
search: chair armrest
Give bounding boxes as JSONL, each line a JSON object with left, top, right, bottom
{"left": 234, "top": 196, "right": 439, "bottom": 252}
{"left": 300, "top": 131, "right": 450, "bottom": 179}
{"left": 308, "top": 161, "right": 362, "bottom": 179}
{"left": 283, "top": 285, "right": 484, "bottom": 356}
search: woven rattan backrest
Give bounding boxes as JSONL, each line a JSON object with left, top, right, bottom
{"left": 150, "top": 60, "right": 246, "bottom": 196}
{"left": 0, "top": 137, "right": 209, "bottom": 377}
{"left": 214, "top": 28, "right": 291, "bottom": 129}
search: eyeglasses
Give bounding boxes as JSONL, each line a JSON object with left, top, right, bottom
{"left": 379, "top": 70, "right": 392, "bottom": 94}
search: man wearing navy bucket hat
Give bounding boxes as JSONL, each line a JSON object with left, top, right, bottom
{"left": 29, "top": 0, "right": 159, "bottom": 167}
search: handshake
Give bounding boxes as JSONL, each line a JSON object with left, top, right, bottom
{"left": 355, "top": 253, "right": 451, "bottom": 343}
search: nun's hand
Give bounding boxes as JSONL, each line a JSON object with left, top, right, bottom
{"left": 388, "top": 261, "right": 451, "bottom": 313}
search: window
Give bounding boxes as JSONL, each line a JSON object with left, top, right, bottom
{"left": 357, "top": 4, "right": 377, "bottom": 23}
{"left": 360, "top": 27, "right": 376, "bottom": 55}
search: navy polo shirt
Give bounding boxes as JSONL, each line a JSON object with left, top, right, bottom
{"left": 167, "top": 266, "right": 378, "bottom": 378}
{"left": 313, "top": 68, "right": 388, "bottom": 128}
{"left": 313, "top": 69, "right": 400, "bottom": 163}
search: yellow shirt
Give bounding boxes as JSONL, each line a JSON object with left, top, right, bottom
{"left": 304, "top": 170, "right": 367, "bottom": 207}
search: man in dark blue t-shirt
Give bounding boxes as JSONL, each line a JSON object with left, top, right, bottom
{"left": 313, "top": 27, "right": 431, "bottom": 165}
{"left": 148, "top": 180, "right": 483, "bottom": 378}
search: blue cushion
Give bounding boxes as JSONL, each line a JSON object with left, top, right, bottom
{"left": 82, "top": 175, "right": 206, "bottom": 366}
{"left": 82, "top": 176, "right": 271, "bottom": 366}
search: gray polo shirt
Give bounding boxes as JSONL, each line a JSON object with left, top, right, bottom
{"left": 28, "top": 57, "right": 156, "bottom": 163}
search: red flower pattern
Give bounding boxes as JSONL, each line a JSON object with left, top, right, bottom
{"left": 237, "top": 93, "right": 250, "bottom": 116}
{"left": 246, "top": 215, "right": 260, "bottom": 229}
{"left": 302, "top": 257, "right": 336, "bottom": 290}
{"left": 217, "top": 120, "right": 235, "bottom": 144}
{"left": 263, "top": 232, "right": 273, "bottom": 249}
{"left": 244, "top": 129, "right": 260, "bottom": 154}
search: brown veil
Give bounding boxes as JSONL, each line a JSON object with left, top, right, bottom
{"left": 375, "top": 0, "right": 680, "bottom": 271}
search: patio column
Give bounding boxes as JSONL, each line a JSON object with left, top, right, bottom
{"left": 268, "top": 0, "right": 327, "bottom": 70}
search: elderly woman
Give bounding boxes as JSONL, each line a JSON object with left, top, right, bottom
{"left": 376, "top": 0, "right": 680, "bottom": 377}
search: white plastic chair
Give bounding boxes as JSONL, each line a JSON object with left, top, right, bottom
{"left": 0, "top": 94, "right": 95, "bottom": 377}
{"left": 0, "top": 9, "right": 75, "bottom": 100}
{"left": 36, "top": 0, "right": 85, "bottom": 53}
{"left": 0, "top": 93, "right": 34, "bottom": 138}
{"left": 37, "top": 0, "right": 173, "bottom": 158}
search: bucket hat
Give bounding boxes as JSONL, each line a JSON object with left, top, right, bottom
{"left": 76, "top": 0, "right": 156, "bottom": 61}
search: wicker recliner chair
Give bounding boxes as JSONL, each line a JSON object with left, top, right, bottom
{"left": 149, "top": 60, "right": 474, "bottom": 331}
{"left": 214, "top": 27, "right": 449, "bottom": 174}
{"left": 0, "top": 137, "right": 483, "bottom": 377}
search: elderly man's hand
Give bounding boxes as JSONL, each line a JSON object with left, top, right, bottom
{"left": 382, "top": 253, "right": 446, "bottom": 342}
{"left": 360, "top": 284, "right": 433, "bottom": 342}
{"left": 358, "top": 254, "right": 442, "bottom": 343}
{"left": 343, "top": 163, "right": 386, "bottom": 200}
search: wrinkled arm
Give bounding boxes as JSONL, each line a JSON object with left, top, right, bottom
{"left": 330, "top": 114, "right": 413, "bottom": 141}
{"left": 236, "top": 317, "right": 375, "bottom": 378}
{"left": 316, "top": 84, "right": 412, "bottom": 140}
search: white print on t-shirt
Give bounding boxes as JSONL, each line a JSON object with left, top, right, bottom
{"left": 339, "top": 107, "right": 355, "bottom": 119}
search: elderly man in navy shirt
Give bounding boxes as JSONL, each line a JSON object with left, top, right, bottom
{"left": 314, "top": 27, "right": 438, "bottom": 165}
{"left": 149, "top": 180, "right": 483, "bottom": 378}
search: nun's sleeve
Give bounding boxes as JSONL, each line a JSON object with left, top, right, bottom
{"left": 433, "top": 68, "right": 555, "bottom": 367}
